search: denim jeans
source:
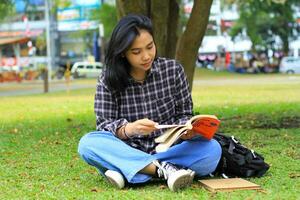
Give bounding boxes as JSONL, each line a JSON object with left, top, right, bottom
{"left": 78, "top": 131, "right": 221, "bottom": 184}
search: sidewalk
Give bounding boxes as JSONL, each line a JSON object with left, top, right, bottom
{"left": 0, "top": 79, "right": 97, "bottom": 97}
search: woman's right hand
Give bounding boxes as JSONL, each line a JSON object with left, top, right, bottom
{"left": 125, "top": 118, "right": 157, "bottom": 137}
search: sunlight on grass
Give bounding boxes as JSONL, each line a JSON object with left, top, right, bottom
{"left": 1, "top": 69, "right": 300, "bottom": 199}
{"left": 193, "top": 84, "right": 299, "bottom": 105}
{"left": 0, "top": 89, "right": 95, "bottom": 124}
{"left": 192, "top": 68, "right": 300, "bottom": 117}
{"left": 192, "top": 84, "right": 300, "bottom": 117}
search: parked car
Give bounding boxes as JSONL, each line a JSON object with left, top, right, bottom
{"left": 71, "top": 62, "right": 103, "bottom": 78}
{"left": 279, "top": 57, "right": 300, "bottom": 74}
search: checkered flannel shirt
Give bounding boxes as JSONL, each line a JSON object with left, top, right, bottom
{"left": 94, "top": 57, "right": 193, "bottom": 153}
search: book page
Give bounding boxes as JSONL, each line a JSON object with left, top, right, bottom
{"left": 155, "top": 126, "right": 185, "bottom": 143}
{"left": 155, "top": 124, "right": 184, "bottom": 129}
{"left": 155, "top": 126, "right": 188, "bottom": 152}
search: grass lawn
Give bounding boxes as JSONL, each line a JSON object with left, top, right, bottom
{"left": 0, "top": 68, "right": 299, "bottom": 199}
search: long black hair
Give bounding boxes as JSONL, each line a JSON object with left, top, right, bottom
{"left": 104, "top": 14, "right": 154, "bottom": 92}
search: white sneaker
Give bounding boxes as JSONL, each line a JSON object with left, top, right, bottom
{"left": 187, "top": 168, "right": 196, "bottom": 181}
{"left": 153, "top": 160, "right": 195, "bottom": 192}
{"left": 104, "top": 170, "right": 125, "bottom": 189}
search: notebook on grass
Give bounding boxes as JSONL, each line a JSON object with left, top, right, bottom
{"left": 198, "top": 178, "right": 261, "bottom": 192}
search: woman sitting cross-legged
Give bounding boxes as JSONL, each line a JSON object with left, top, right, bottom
{"left": 78, "top": 14, "right": 221, "bottom": 192}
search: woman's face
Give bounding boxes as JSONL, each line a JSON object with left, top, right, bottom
{"left": 125, "top": 29, "right": 156, "bottom": 76}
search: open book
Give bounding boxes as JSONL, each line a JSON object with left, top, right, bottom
{"left": 155, "top": 115, "right": 220, "bottom": 152}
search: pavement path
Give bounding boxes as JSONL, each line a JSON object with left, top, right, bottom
{"left": 193, "top": 75, "right": 300, "bottom": 86}
{"left": 1, "top": 75, "right": 299, "bottom": 97}
{"left": 0, "top": 79, "right": 97, "bottom": 97}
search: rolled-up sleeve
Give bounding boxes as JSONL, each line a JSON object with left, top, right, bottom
{"left": 94, "top": 80, "right": 127, "bottom": 135}
{"left": 173, "top": 62, "right": 193, "bottom": 125}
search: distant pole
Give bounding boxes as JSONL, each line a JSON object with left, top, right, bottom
{"left": 45, "top": 0, "right": 51, "bottom": 92}
{"left": 43, "top": 68, "right": 48, "bottom": 93}
{"left": 99, "top": 24, "right": 105, "bottom": 63}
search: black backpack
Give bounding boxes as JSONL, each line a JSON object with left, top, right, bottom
{"left": 213, "top": 133, "right": 270, "bottom": 178}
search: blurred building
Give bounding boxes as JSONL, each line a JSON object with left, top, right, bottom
{"left": 185, "top": 0, "right": 300, "bottom": 70}
{"left": 0, "top": 0, "right": 104, "bottom": 78}
{"left": 0, "top": 0, "right": 48, "bottom": 70}
{"left": 184, "top": 0, "right": 251, "bottom": 55}
{"left": 57, "top": 0, "right": 102, "bottom": 68}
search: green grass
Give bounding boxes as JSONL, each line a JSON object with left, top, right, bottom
{"left": 1, "top": 68, "right": 300, "bottom": 199}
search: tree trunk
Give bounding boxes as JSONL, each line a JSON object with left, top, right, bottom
{"left": 116, "top": 0, "right": 149, "bottom": 18}
{"left": 150, "top": 0, "right": 170, "bottom": 57}
{"left": 176, "top": 0, "right": 213, "bottom": 91}
{"left": 116, "top": 0, "right": 213, "bottom": 91}
{"left": 151, "top": 1, "right": 179, "bottom": 58}
{"left": 116, "top": 0, "right": 179, "bottom": 58}
{"left": 165, "top": 0, "right": 179, "bottom": 59}
{"left": 280, "top": 21, "right": 290, "bottom": 56}
{"left": 282, "top": 36, "right": 289, "bottom": 56}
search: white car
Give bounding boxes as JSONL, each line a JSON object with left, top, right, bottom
{"left": 71, "top": 62, "right": 103, "bottom": 78}
{"left": 279, "top": 57, "right": 300, "bottom": 74}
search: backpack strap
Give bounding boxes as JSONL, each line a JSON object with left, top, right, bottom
{"left": 242, "top": 168, "right": 258, "bottom": 177}
{"left": 228, "top": 140, "right": 235, "bottom": 154}
{"left": 213, "top": 133, "right": 270, "bottom": 178}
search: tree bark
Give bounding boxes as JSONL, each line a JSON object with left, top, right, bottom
{"left": 175, "top": 0, "right": 213, "bottom": 91}
{"left": 116, "top": 0, "right": 149, "bottom": 18}
{"left": 150, "top": 0, "right": 179, "bottom": 58}
{"left": 115, "top": 0, "right": 213, "bottom": 91}
{"left": 165, "top": 0, "right": 179, "bottom": 59}
{"left": 150, "top": 0, "right": 170, "bottom": 57}
{"left": 116, "top": 0, "right": 179, "bottom": 59}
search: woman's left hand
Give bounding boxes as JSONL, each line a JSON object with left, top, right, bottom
{"left": 180, "top": 129, "right": 198, "bottom": 140}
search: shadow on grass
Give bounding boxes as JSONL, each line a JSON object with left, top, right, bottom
{"left": 221, "top": 114, "right": 300, "bottom": 129}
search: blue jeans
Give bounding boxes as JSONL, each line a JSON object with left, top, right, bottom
{"left": 78, "top": 131, "right": 221, "bottom": 184}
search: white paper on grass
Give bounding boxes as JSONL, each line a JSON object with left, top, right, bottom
{"left": 155, "top": 124, "right": 183, "bottom": 129}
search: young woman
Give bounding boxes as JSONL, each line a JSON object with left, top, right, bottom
{"left": 78, "top": 14, "right": 221, "bottom": 192}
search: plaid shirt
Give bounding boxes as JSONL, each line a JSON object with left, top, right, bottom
{"left": 94, "top": 57, "right": 193, "bottom": 153}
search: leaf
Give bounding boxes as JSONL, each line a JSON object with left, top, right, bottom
{"left": 289, "top": 173, "right": 300, "bottom": 179}
{"left": 159, "top": 184, "right": 166, "bottom": 189}
{"left": 66, "top": 118, "right": 72, "bottom": 122}
{"left": 91, "top": 188, "right": 98, "bottom": 192}
{"left": 90, "top": 188, "right": 103, "bottom": 192}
